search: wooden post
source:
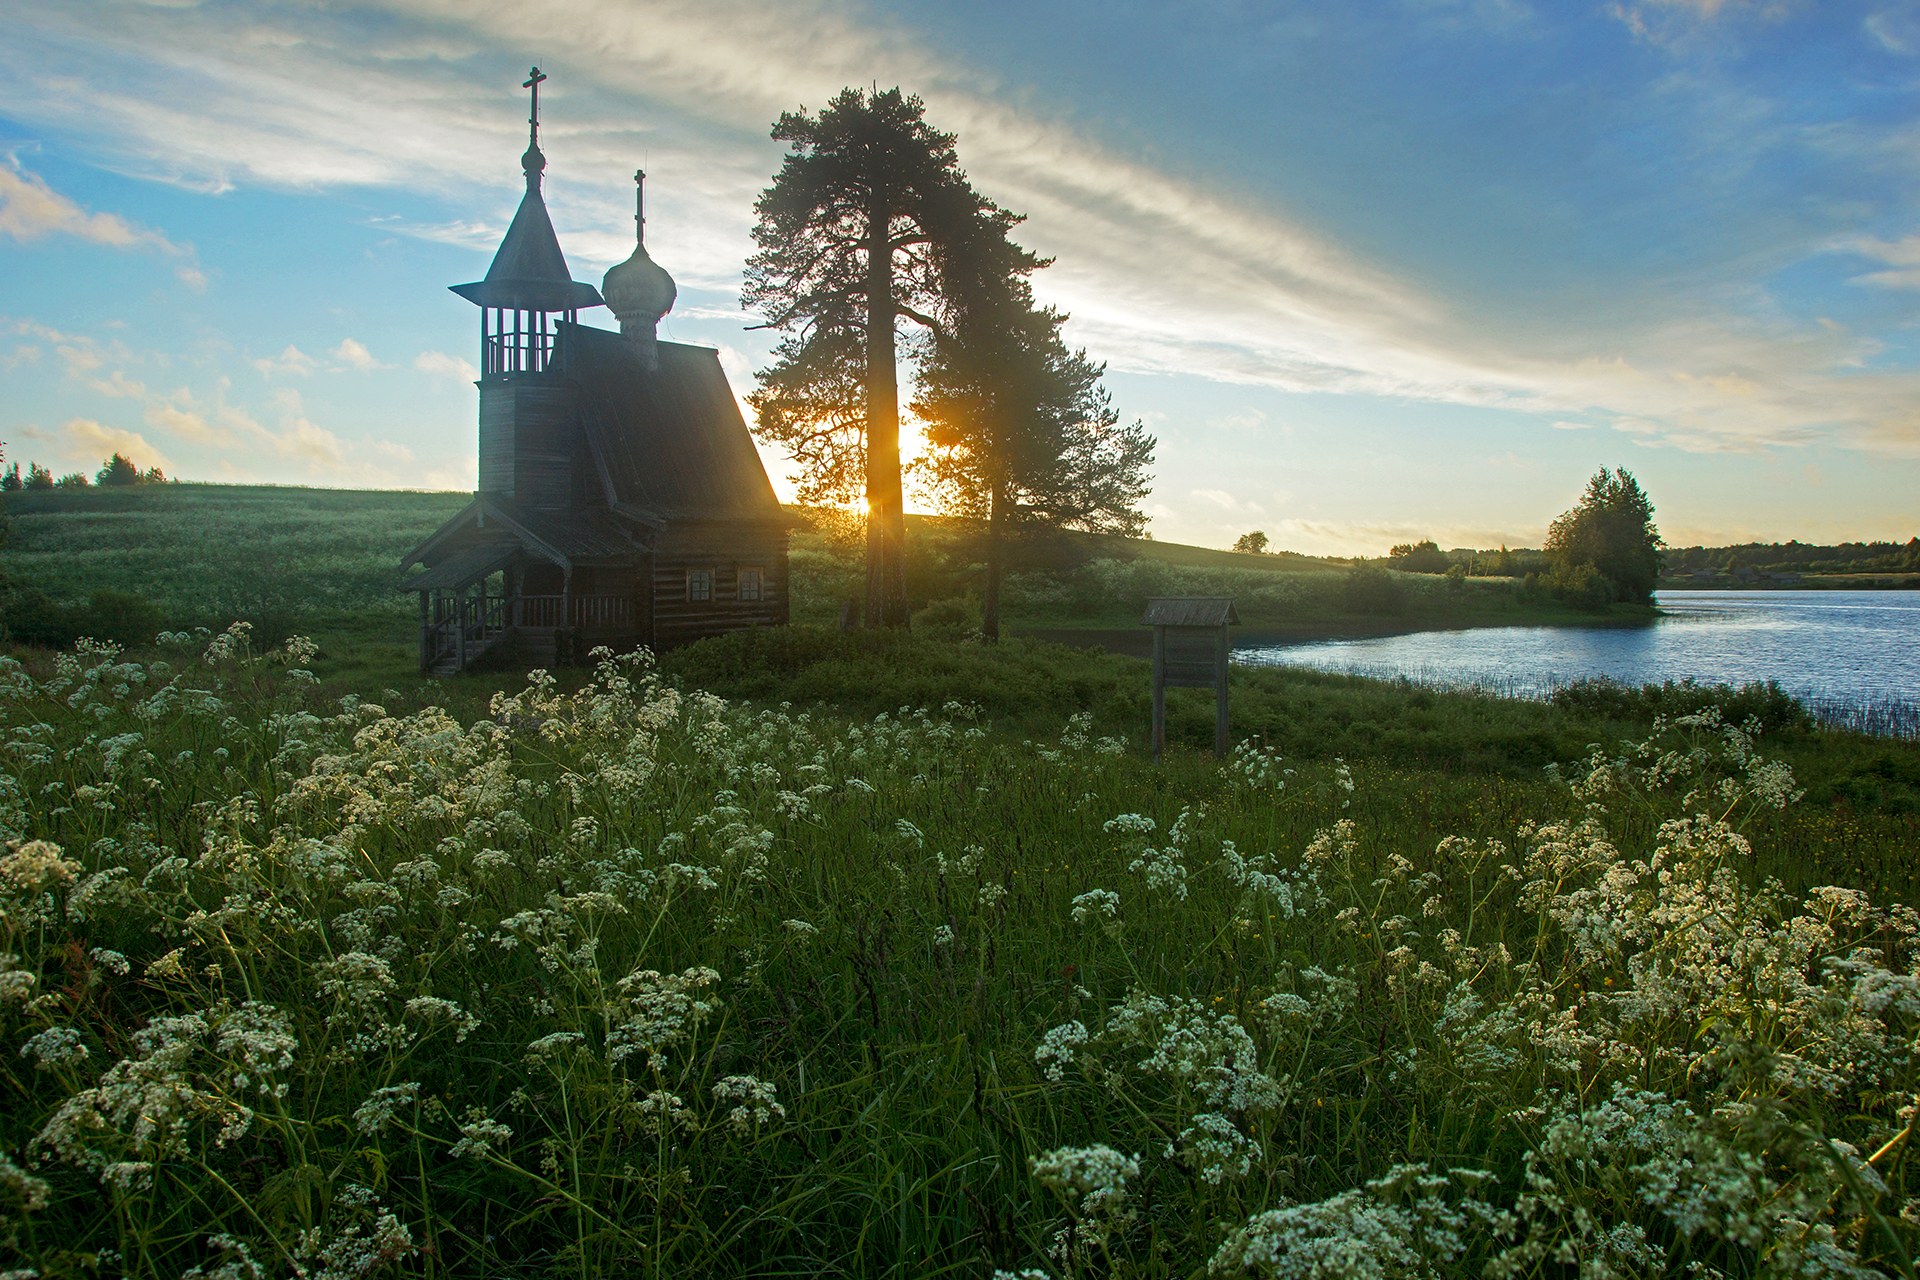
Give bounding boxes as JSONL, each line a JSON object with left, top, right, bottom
{"left": 1151, "top": 624, "right": 1168, "bottom": 762}
{"left": 454, "top": 588, "right": 467, "bottom": 671}
{"left": 1215, "top": 623, "right": 1231, "bottom": 758}
{"left": 418, "top": 591, "right": 430, "bottom": 671}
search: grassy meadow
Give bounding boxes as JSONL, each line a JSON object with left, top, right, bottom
{"left": 0, "top": 484, "right": 1646, "bottom": 671}
{"left": 2, "top": 483, "right": 1919, "bottom": 1276}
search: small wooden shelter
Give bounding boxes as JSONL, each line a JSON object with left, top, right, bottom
{"left": 402, "top": 70, "right": 789, "bottom": 673}
{"left": 1142, "top": 596, "right": 1239, "bottom": 759}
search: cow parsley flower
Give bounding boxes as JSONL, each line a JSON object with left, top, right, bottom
{"left": 1171, "top": 1112, "right": 1257, "bottom": 1184}
{"left": 352, "top": 1083, "right": 421, "bottom": 1136}
{"left": 20, "top": 1025, "right": 89, "bottom": 1069}
{"left": 1070, "top": 890, "right": 1120, "bottom": 923}
{"left": 1030, "top": 1144, "right": 1139, "bottom": 1215}
{"left": 713, "top": 1075, "right": 785, "bottom": 1133}
{"left": 1036, "top": 1021, "right": 1089, "bottom": 1081}
{"left": 449, "top": 1110, "right": 511, "bottom": 1160}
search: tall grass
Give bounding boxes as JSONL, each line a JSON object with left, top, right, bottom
{"left": 3, "top": 633, "right": 1918, "bottom": 1276}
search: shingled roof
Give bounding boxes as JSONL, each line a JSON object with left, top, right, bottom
{"left": 561, "top": 324, "right": 785, "bottom": 525}
{"left": 1142, "top": 597, "right": 1240, "bottom": 627}
{"left": 449, "top": 183, "right": 603, "bottom": 313}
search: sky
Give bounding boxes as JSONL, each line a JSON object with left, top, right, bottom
{"left": 2, "top": 0, "right": 1918, "bottom": 556}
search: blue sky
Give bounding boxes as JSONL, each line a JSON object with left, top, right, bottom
{"left": 3, "top": 0, "right": 1917, "bottom": 555}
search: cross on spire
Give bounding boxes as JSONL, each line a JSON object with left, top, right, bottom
{"left": 523, "top": 66, "right": 547, "bottom": 149}
{"left": 634, "top": 169, "right": 646, "bottom": 246}
{"left": 519, "top": 66, "right": 549, "bottom": 181}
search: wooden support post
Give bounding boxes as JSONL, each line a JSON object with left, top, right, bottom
{"left": 1215, "top": 624, "right": 1231, "bottom": 758}
{"left": 418, "top": 591, "right": 430, "bottom": 671}
{"left": 1151, "top": 624, "right": 1168, "bottom": 763}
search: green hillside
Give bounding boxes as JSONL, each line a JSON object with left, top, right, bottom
{"left": 0, "top": 483, "right": 1644, "bottom": 673}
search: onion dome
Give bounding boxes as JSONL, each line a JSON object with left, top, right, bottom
{"left": 602, "top": 170, "right": 677, "bottom": 336}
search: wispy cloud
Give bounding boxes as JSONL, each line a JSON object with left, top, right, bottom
{"left": 254, "top": 344, "right": 318, "bottom": 377}
{"left": 330, "top": 338, "right": 384, "bottom": 372}
{"left": 18, "top": 416, "right": 173, "bottom": 474}
{"left": 0, "top": 153, "right": 204, "bottom": 288}
{"left": 1, "top": 0, "right": 1917, "bottom": 473}
{"left": 413, "top": 349, "right": 478, "bottom": 382}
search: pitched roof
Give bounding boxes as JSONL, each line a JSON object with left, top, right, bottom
{"left": 449, "top": 182, "right": 604, "bottom": 312}
{"left": 1142, "top": 597, "right": 1241, "bottom": 627}
{"left": 402, "top": 540, "right": 517, "bottom": 591}
{"left": 561, "top": 324, "right": 785, "bottom": 524}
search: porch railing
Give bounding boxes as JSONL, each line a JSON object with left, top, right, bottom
{"left": 422, "top": 593, "right": 634, "bottom": 670}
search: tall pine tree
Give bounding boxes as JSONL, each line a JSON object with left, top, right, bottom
{"left": 744, "top": 87, "right": 1004, "bottom": 628}
{"left": 915, "top": 212, "right": 1155, "bottom": 641}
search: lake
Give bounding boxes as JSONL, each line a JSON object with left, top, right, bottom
{"left": 1236, "top": 590, "right": 1920, "bottom": 731}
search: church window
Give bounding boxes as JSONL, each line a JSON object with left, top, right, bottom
{"left": 687, "top": 568, "right": 713, "bottom": 602}
{"left": 738, "top": 566, "right": 764, "bottom": 602}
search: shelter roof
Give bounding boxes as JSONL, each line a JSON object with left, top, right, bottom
{"left": 401, "top": 540, "right": 518, "bottom": 592}
{"left": 1142, "top": 597, "right": 1241, "bottom": 627}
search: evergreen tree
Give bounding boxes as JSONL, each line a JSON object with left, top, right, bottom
{"left": 744, "top": 87, "right": 1005, "bottom": 629}
{"left": 24, "top": 463, "right": 52, "bottom": 491}
{"left": 96, "top": 452, "right": 141, "bottom": 486}
{"left": 1545, "top": 466, "right": 1664, "bottom": 605}
{"left": 0, "top": 463, "right": 18, "bottom": 492}
{"left": 913, "top": 215, "right": 1154, "bottom": 641}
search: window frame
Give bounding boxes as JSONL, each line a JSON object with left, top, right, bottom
{"left": 686, "top": 568, "right": 713, "bottom": 603}
{"left": 737, "top": 564, "right": 765, "bottom": 602}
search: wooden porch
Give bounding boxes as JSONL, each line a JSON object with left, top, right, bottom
{"left": 419, "top": 589, "right": 637, "bottom": 674}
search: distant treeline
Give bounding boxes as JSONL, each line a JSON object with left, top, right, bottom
{"left": 1663, "top": 538, "right": 1920, "bottom": 579}
{"left": 1361, "top": 537, "right": 1920, "bottom": 584}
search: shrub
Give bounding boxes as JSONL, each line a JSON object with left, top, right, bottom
{"left": 1342, "top": 565, "right": 1409, "bottom": 616}
{"left": 1548, "top": 677, "right": 1814, "bottom": 736}
{"left": 1549, "top": 560, "right": 1611, "bottom": 610}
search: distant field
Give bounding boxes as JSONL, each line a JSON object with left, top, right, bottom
{"left": 1, "top": 484, "right": 470, "bottom": 622}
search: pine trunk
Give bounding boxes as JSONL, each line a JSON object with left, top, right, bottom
{"left": 863, "top": 192, "right": 909, "bottom": 629}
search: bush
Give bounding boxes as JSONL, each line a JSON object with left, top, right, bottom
{"left": 911, "top": 595, "right": 976, "bottom": 637}
{"left": 1342, "top": 565, "right": 1409, "bottom": 616}
{"left": 0, "top": 587, "right": 166, "bottom": 648}
{"left": 1549, "top": 561, "right": 1611, "bottom": 610}
{"left": 1548, "top": 677, "right": 1814, "bottom": 736}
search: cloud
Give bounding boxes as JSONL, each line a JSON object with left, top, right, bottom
{"left": 88, "top": 370, "right": 148, "bottom": 399}
{"left": 26, "top": 416, "right": 174, "bottom": 474}
{"left": 2, "top": 0, "right": 1918, "bottom": 472}
{"left": 330, "top": 338, "right": 384, "bottom": 371}
{"left": 1605, "top": 0, "right": 1795, "bottom": 44}
{"left": 413, "top": 349, "right": 478, "bottom": 381}
{"left": 0, "top": 153, "right": 204, "bottom": 287}
{"left": 1842, "top": 235, "right": 1920, "bottom": 290}
{"left": 254, "top": 344, "right": 318, "bottom": 377}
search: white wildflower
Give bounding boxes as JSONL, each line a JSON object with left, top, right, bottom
{"left": 1171, "top": 1112, "right": 1257, "bottom": 1184}
{"left": 20, "top": 1025, "right": 88, "bottom": 1069}
{"left": 1070, "top": 890, "right": 1120, "bottom": 924}
{"left": 1030, "top": 1144, "right": 1139, "bottom": 1215}
{"left": 449, "top": 1110, "right": 511, "bottom": 1160}
{"left": 1036, "top": 1021, "right": 1089, "bottom": 1082}
{"left": 713, "top": 1075, "right": 785, "bottom": 1133}
{"left": 352, "top": 1083, "right": 421, "bottom": 1136}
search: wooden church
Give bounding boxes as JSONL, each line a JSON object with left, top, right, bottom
{"left": 402, "top": 69, "right": 789, "bottom": 673}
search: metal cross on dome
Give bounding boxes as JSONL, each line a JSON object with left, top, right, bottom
{"left": 523, "top": 66, "right": 547, "bottom": 148}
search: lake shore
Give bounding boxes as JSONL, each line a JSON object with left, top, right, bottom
{"left": 1016, "top": 605, "right": 1660, "bottom": 658}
